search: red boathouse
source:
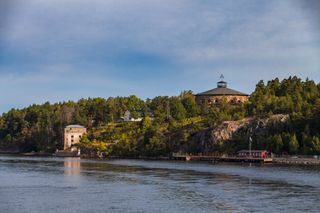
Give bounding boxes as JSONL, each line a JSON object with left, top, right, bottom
{"left": 238, "top": 150, "right": 268, "bottom": 158}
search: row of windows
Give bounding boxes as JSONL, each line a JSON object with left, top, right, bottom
{"left": 239, "top": 152, "right": 262, "bottom": 157}
{"left": 66, "top": 135, "right": 83, "bottom": 143}
{"left": 70, "top": 135, "right": 82, "bottom": 138}
{"left": 71, "top": 135, "right": 82, "bottom": 143}
{"left": 202, "top": 98, "right": 244, "bottom": 104}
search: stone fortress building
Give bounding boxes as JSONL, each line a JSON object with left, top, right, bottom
{"left": 195, "top": 75, "right": 249, "bottom": 105}
{"left": 63, "top": 125, "right": 87, "bottom": 150}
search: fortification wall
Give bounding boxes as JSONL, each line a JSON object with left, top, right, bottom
{"left": 196, "top": 95, "right": 249, "bottom": 105}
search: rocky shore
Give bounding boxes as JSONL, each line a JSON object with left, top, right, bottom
{"left": 274, "top": 157, "right": 320, "bottom": 165}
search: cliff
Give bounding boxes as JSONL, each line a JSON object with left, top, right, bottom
{"left": 184, "top": 114, "right": 290, "bottom": 153}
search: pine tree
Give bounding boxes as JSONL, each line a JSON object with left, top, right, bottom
{"left": 170, "top": 97, "right": 186, "bottom": 121}
{"left": 273, "top": 135, "right": 284, "bottom": 155}
{"left": 312, "top": 136, "right": 320, "bottom": 154}
{"left": 289, "top": 134, "right": 299, "bottom": 154}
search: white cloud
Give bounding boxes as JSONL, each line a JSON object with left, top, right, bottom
{"left": 0, "top": 0, "right": 319, "bottom": 112}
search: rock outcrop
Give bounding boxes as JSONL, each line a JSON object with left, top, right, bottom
{"left": 169, "top": 114, "right": 290, "bottom": 153}
{"left": 210, "top": 114, "right": 289, "bottom": 144}
{"left": 211, "top": 117, "right": 254, "bottom": 143}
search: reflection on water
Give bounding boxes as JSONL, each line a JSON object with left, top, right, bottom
{"left": 64, "top": 157, "right": 81, "bottom": 176}
{"left": 0, "top": 155, "right": 320, "bottom": 213}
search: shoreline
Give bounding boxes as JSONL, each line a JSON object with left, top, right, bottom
{"left": 1, "top": 152, "right": 320, "bottom": 166}
{"left": 273, "top": 157, "right": 320, "bottom": 165}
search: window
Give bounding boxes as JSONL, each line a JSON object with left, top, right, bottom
{"left": 71, "top": 135, "right": 74, "bottom": 138}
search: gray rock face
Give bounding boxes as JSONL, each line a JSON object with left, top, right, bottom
{"left": 210, "top": 114, "right": 289, "bottom": 144}
{"left": 211, "top": 117, "right": 254, "bottom": 143}
{"left": 173, "top": 114, "right": 289, "bottom": 153}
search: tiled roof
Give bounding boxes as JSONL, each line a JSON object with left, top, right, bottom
{"left": 196, "top": 87, "right": 249, "bottom": 96}
{"left": 66, "top": 125, "right": 85, "bottom": 128}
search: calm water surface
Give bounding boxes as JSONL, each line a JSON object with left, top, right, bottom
{"left": 0, "top": 155, "right": 319, "bottom": 213}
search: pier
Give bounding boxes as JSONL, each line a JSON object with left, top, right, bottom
{"left": 274, "top": 157, "right": 320, "bottom": 165}
{"left": 172, "top": 153, "right": 273, "bottom": 163}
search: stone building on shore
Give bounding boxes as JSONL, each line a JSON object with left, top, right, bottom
{"left": 63, "top": 125, "right": 87, "bottom": 150}
{"left": 195, "top": 77, "right": 249, "bottom": 105}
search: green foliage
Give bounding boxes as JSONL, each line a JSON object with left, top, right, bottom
{"left": 311, "top": 136, "right": 320, "bottom": 154}
{"left": 140, "top": 125, "right": 167, "bottom": 156}
{"left": 80, "top": 134, "right": 90, "bottom": 144}
{"left": 288, "top": 134, "right": 299, "bottom": 154}
{"left": 273, "top": 135, "right": 284, "bottom": 155}
{"left": 113, "top": 139, "right": 138, "bottom": 157}
{"left": 180, "top": 91, "right": 200, "bottom": 117}
{"left": 130, "top": 111, "right": 140, "bottom": 119}
{"left": 205, "top": 99, "right": 237, "bottom": 127}
{"left": 200, "top": 99, "right": 209, "bottom": 115}
{"left": 0, "top": 76, "right": 319, "bottom": 157}
{"left": 170, "top": 97, "right": 186, "bottom": 121}
{"left": 248, "top": 76, "right": 320, "bottom": 117}
{"left": 261, "top": 134, "right": 283, "bottom": 155}
{"left": 205, "top": 105, "right": 221, "bottom": 127}
{"left": 140, "top": 117, "right": 153, "bottom": 133}
{"left": 149, "top": 96, "right": 170, "bottom": 123}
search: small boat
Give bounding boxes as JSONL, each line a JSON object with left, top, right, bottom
{"left": 55, "top": 147, "right": 80, "bottom": 157}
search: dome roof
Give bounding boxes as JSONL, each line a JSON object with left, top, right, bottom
{"left": 65, "top": 125, "right": 85, "bottom": 128}
{"left": 195, "top": 87, "right": 249, "bottom": 96}
{"left": 196, "top": 76, "right": 249, "bottom": 97}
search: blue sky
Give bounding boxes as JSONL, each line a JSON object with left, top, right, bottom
{"left": 0, "top": 0, "right": 319, "bottom": 113}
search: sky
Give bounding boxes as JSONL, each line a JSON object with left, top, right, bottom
{"left": 0, "top": 0, "right": 319, "bottom": 113}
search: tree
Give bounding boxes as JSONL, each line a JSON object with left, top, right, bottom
{"left": 200, "top": 99, "right": 209, "bottom": 115}
{"left": 130, "top": 111, "right": 140, "bottom": 119}
{"left": 149, "top": 96, "right": 170, "bottom": 123}
{"left": 302, "top": 134, "right": 313, "bottom": 154}
{"left": 170, "top": 97, "right": 186, "bottom": 121}
{"left": 289, "top": 134, "right": 299, "bottom": 154}
{"left": 141, "top": 125, "right": 167, "bottom": 156}
{"left": 145, "top": 135, "right": 167, "bottom": 156}
{"left": 127, "top": 95, "right": 145, "bottom": 110}
{"left": 140, "top": 117, "right": 152, "bottom": 133}
{"left": 180, "top": 91, "right": 200, "bottom": 117}
{"left": 312, "top": 136, "right": 320, "bottom": 154}
{"left": 205, "top": 105, "right": 220, "bottom": 127}
{"left": 81, "top": 134, "right": 90, "bottom": 144}
{"left": 0, "top": 76, "right": 319, "bottom": 157}
{"left": 281, "top": 132, "right": 291, "bottom": 153}
{"left": 273, "top": 135, "right": 283, "bottom": 155}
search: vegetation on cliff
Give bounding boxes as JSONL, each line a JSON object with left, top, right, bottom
{"left": 0, "top": 76, "right": 319, "bottom": 156}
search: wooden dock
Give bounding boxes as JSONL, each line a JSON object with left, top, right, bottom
{"left": 274, "top": 157, "right": 320, "bottom": 165}
{"left": 212, "top": 156, "right": 273, "bottom": 163}
{"left": 172, "top": 153, "right": 273, "bottom": 163}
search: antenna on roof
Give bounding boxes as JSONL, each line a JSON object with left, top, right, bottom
{"left": 217, "top": 74, "right": 227, "bottom": 88}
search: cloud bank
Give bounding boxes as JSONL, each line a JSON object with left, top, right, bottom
{"left": 0, "top": 0, "right": 319, "bottom": 112}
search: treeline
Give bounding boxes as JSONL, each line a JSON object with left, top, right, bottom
{"left": 0, "top": 76, "right": 319, "bottom": 155}
{"left": 247, "top": 76, "right": 320, "bottom": 155}
{"left": 0, "top": 91, "right": 200, "bottom": 152}
{"left": 248, "top": 76, "right": 320, "bottom": 116}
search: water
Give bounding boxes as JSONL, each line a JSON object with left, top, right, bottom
{"left": 0, "top": 155, "right": 319, "bottom": 213}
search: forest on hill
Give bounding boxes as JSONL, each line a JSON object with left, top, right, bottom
{"left": 0, "top": 76, "right": 320, "bottom": 157}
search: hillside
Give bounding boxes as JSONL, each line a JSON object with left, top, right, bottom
{"left": 0, "top": 76, "right": 320, "bottom": 157}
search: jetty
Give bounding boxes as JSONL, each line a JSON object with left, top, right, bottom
{"left": 55, "top": 147, "right": 81, "bottom": 157}
{"left": 172, "top": 153, "right": 273, "bottom": 163}
{"left": 274, "top": 157, "right": 320, "bottom": 165}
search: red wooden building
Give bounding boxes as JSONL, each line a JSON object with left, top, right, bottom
{"left": 238, "top": 150, "right": 268, "bottom": 158}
